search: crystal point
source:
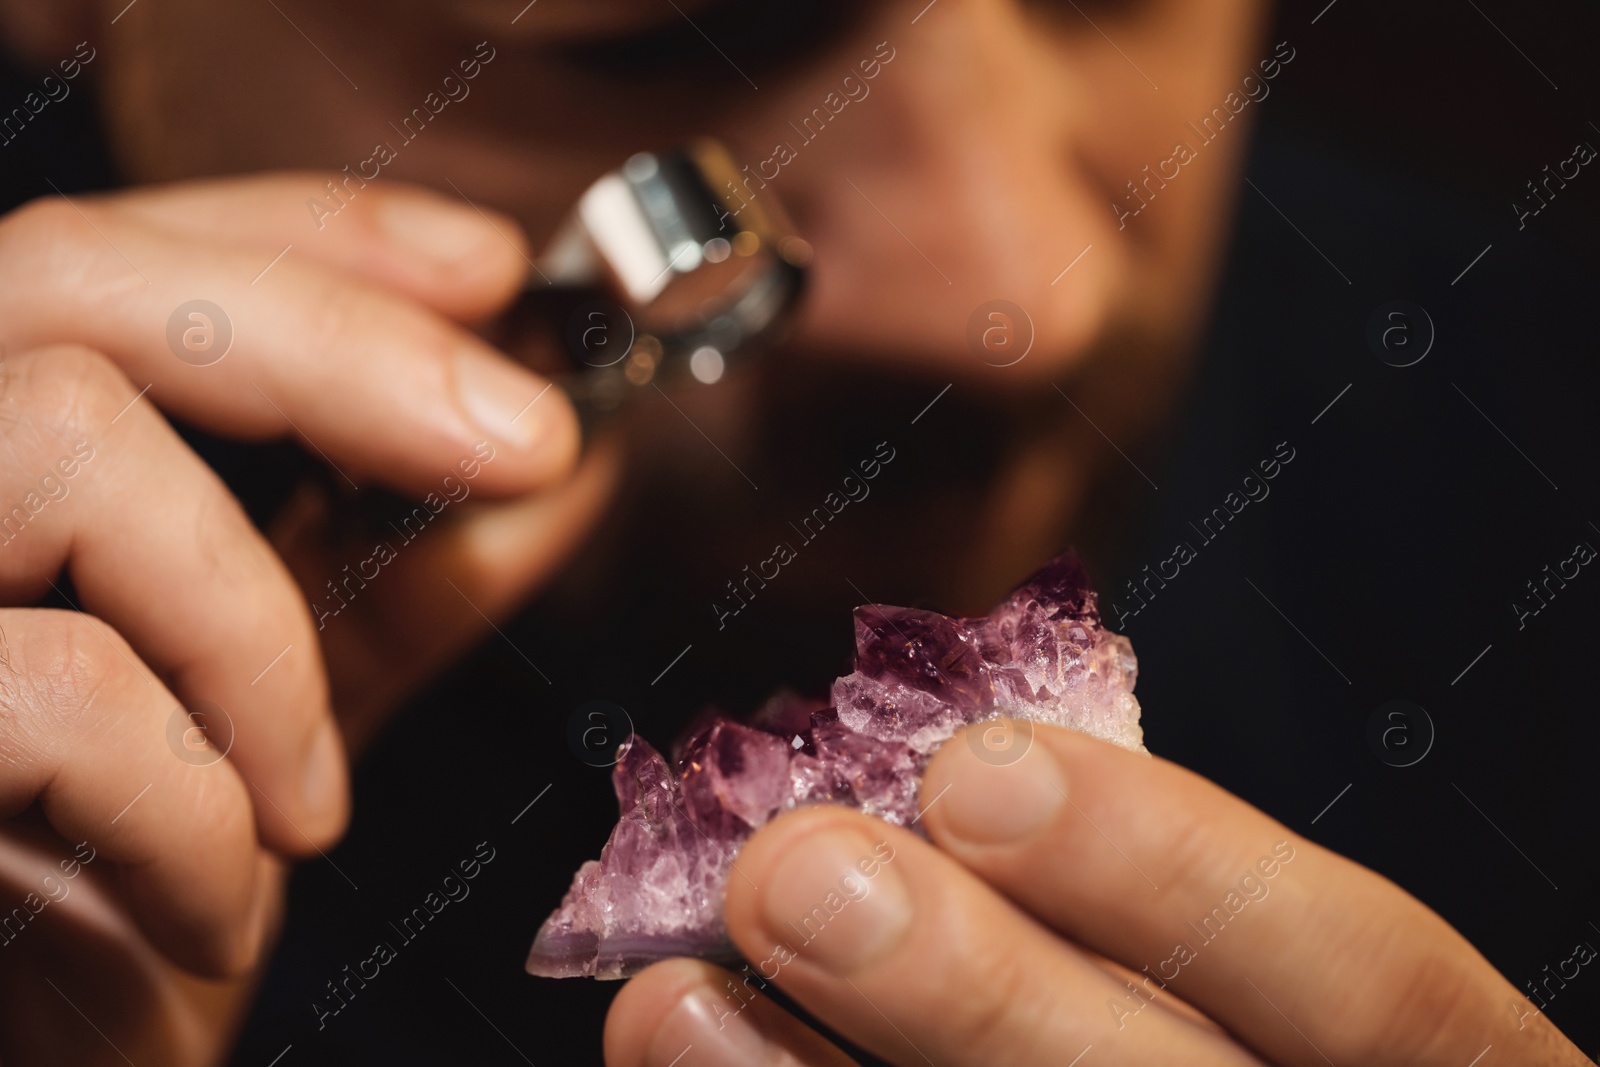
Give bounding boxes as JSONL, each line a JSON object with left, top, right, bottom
{"left": 526, "top": 552, "right": 1144, "bottom": 979}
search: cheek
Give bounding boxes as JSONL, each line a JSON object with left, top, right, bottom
{"left": 1061, "top": 1, "right": 1267, "bottom": 335}
{"left": 780, "top": 0, "right": 1263, "bottom": 380}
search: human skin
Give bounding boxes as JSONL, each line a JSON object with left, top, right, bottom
{"left": 3, "top": 1, "right": 1569, "bottom": 1065}
{"left": 0, "top": 179, "right": 610, "bottom": 1062}
{"left": 73, "top": 0, "right": 1262, "bottom": 602}
{"left": 606, "top": 723, "right": 1589, "bottom": 1065}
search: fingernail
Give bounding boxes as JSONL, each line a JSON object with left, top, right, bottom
{"left": 454, "top": 346, "right": 551, "bottom": 451}
{"left": 932, "top": 725, "right": 1067, "bottom": 845}
{"left": 377, "top": 195, "right": 496, "bottom": 263}
{"left": 301, "top": 720, "right": 345, "bottom": 817}
{"left": 646, "top": 989, "right": 779, "bottom": 1067}
{"left": 760, "top": 827, "right": 910, "bottom": 975}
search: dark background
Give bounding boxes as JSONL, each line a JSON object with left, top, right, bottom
{"left": 3, "top": 1, "right": 1599, "bottom": 1064}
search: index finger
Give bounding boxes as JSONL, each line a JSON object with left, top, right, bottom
{"left": 920, "top": 724, "right": 1590, "bottom": 1067}
{"left": 0, "top": 194, "right": 577, "bottom": 499}
{"left": 108, "top": 172, "right": 534, "bottom": 324}
{"left": 0, "top": 344, "right": 347, "bottom": 856}
{"left": 0, "top": 610, "right": 270, "bottom": 977}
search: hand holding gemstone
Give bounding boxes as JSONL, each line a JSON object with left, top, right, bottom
{"left": 601, "top": 725, "right": 1591, "bottom": 1067}
{"left": 527, "top": 552, "right": 1144, "bottom": 979}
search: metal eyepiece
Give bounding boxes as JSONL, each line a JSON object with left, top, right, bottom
{"left": 531, "top": 140, "right": 811, "bottom": 416}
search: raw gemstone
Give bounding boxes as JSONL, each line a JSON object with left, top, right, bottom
{"left": 525, "top": 552, "right": 1145, "bottom": 979}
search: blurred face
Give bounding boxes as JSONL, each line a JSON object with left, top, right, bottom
{"left": 4, "top": 0, "right": 1269, "bottom": 604}
{"left": 67, "top": 0, "right": 1264, "bottom": 390}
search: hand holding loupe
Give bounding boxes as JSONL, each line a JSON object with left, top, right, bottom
{"left": 502, "top": 139, "right": 811, "bottom": 425}
{"left": 301, "top": 139, "right": 808, "bottom": 537}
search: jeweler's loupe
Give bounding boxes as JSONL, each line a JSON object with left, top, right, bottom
{"left": 506, "top": 139, "right": 811, "bottom": 421}
{"left": 270, "top": 141, "right": 807, "bottom": 541}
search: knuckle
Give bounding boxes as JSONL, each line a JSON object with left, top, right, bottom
{"left": 0, "top": 195, "right": 98, "bottom": 260}
{"left": 288, "top": 277, "right": 454, "bottom": 391}
{"left": 185, "top": 763, "right": 256, "bottom": 849}
{"left": 178, "top": 500, "right": 327, "bottom": 709}
{"left": 936, "top": 932, "right": 1060, "bottom": 1060}
{"left": 1, "top": 344, "right": 132, "bottom": 456}
{"left": 1, "top": 609, "right": 138, "bottom": 745}
{"left": 296, "top": 280, "right": 385, "bottom": 365}
{"left": 0, "top": 199, "right": 152, "bottom": 355}
{"left": 1330, "top": 899, "right": 1483, "bottom": 1063}
{"left": 1146, "top": 799, "right": 1236, "bottom": 908}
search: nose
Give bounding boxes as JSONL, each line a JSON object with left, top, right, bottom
{"left": 746, "top": 0, "right": 1127, "bottom": 382}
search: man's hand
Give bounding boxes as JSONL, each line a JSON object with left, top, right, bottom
{"left": 0, "top": 174, "right": 607, "bottom": 1064}
{"left": 605, "top": 722, "right": 1587, "bottom": 1066}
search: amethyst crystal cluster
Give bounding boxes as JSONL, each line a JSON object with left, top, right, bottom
{"left": 527, "top": 553, "right": 1144, "bottom": 979}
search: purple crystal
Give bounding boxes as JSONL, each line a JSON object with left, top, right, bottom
{"left": 526, "top": 552, "right": 1145, "bottom": 979}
